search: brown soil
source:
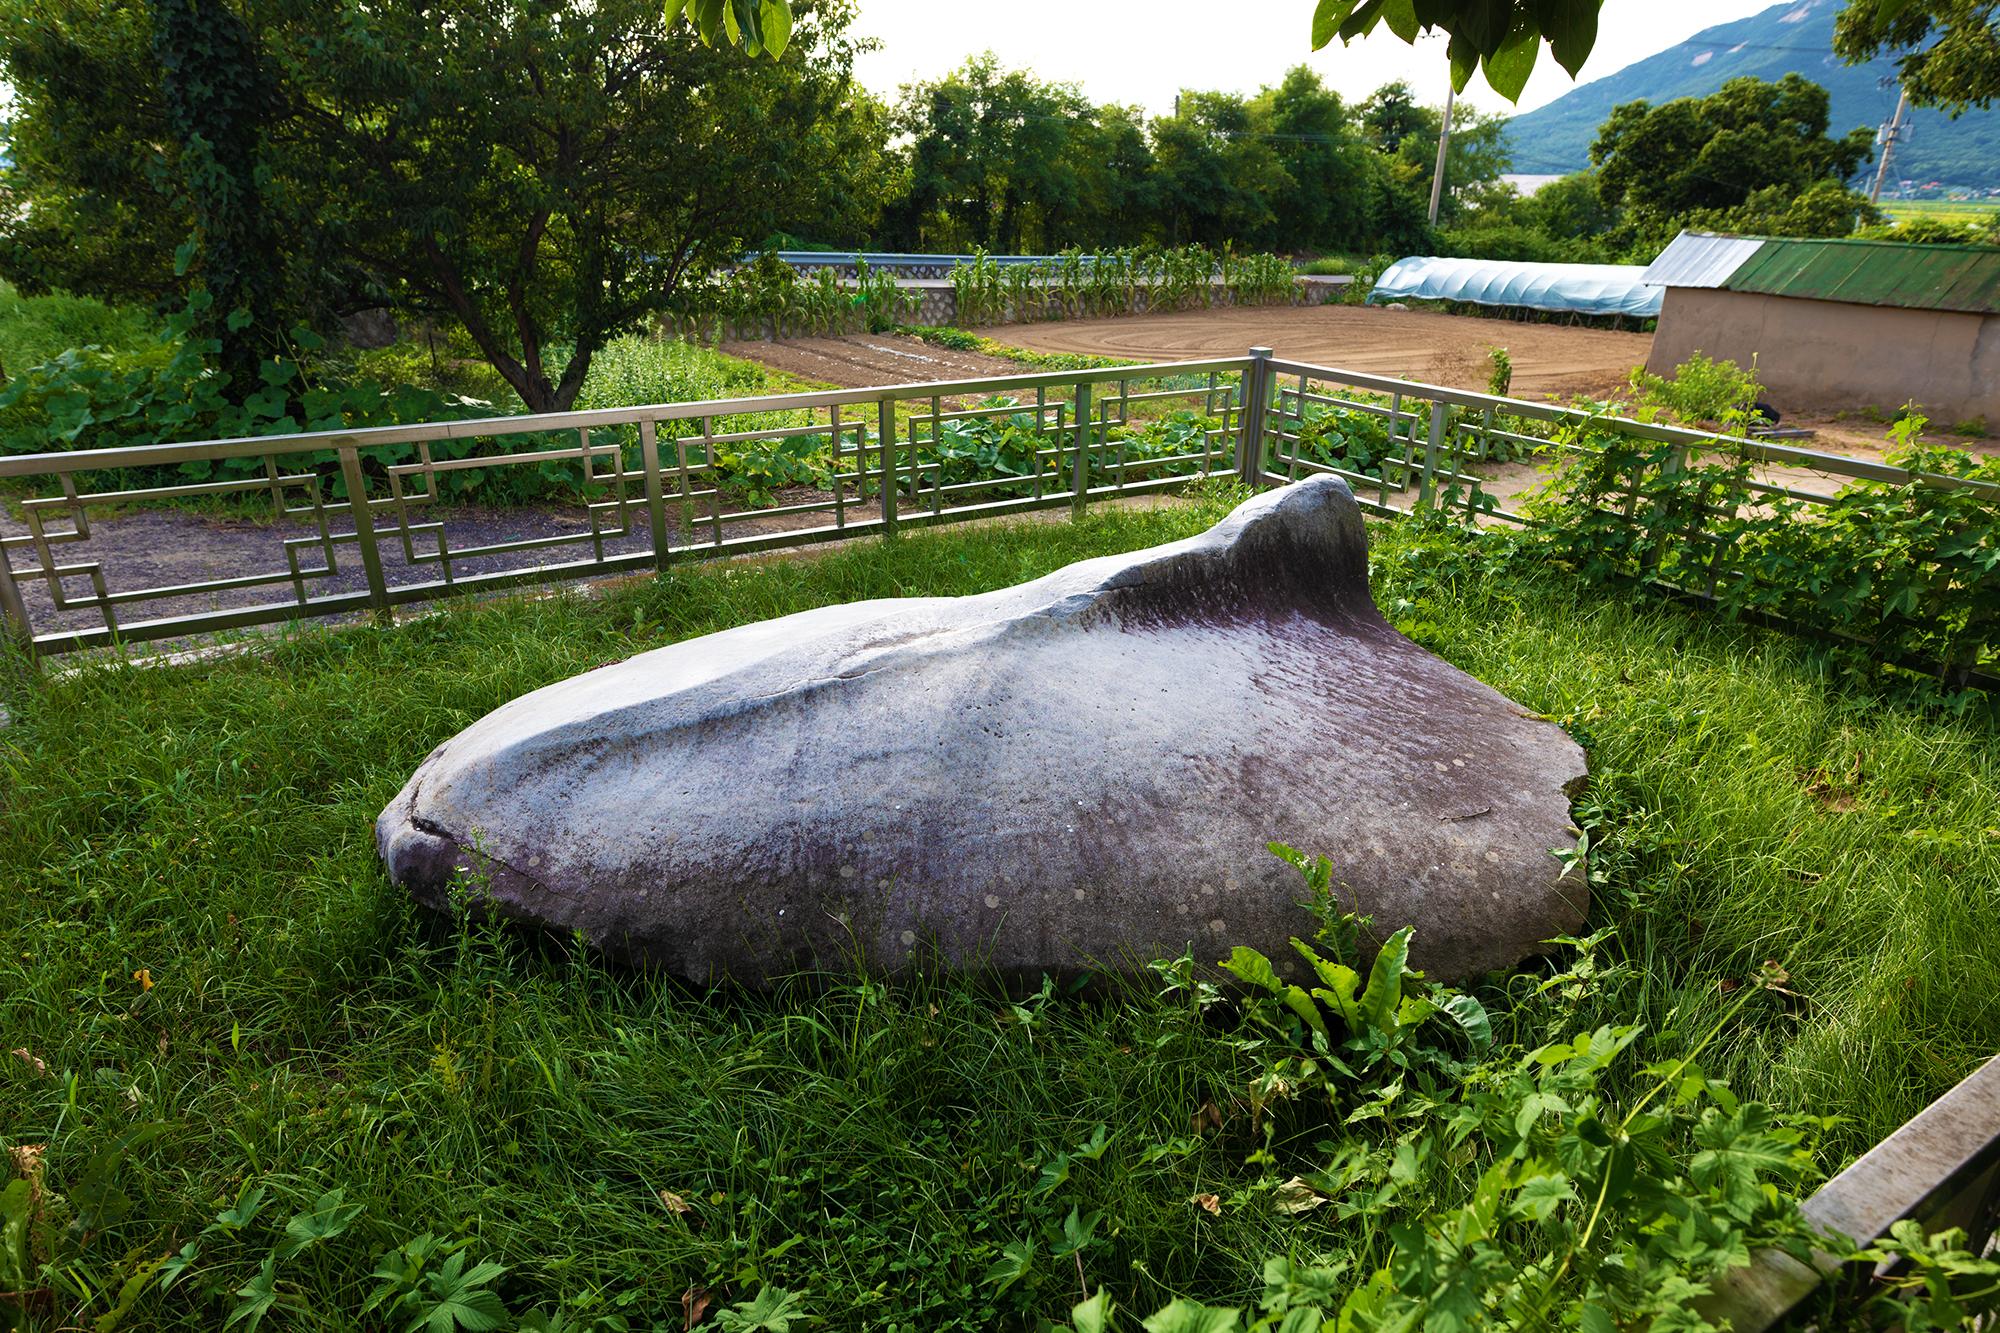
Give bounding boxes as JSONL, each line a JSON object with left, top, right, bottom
{"left": 982, "top": 305, "right": 1654, "bottom": 402}
{"left": 719, "top": 333, "right": 1023, "bottom": 388}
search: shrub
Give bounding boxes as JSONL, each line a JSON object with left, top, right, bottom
{"left": 1437, "top": 223, "right": 1612, "bottom": 264}
{"left": 1627, "top": 353, "right": 1763, "bottom": 429}
{"left": 1527, "top": 410, "right": 2000, "bottom": 683}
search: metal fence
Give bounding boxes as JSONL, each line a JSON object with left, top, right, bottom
{"left": 1702, "top": 1054, "right": 1999, "bottom": 1330}
{"left": 0, "top": 347, "right": 1994, "bottom": 672}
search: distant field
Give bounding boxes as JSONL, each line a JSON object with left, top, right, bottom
{"left": 1881, "top": 197, "right": 2000, "bottom": 227}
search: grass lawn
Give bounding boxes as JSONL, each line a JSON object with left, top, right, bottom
{"left": 2, "top": 488, "right": 1996, "bottom": 1329}
{"left": 1878, "top": 197, "right": 2000, "bottom": 229}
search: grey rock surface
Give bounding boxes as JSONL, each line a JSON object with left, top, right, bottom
{"left": 377, "top": 476, "right": 1588, "bottom": 984}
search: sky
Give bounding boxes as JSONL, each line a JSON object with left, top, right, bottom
{"left": 849, "top": 0, "right": 1785, "bottom": 122}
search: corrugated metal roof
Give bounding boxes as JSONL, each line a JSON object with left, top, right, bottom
{"left": 1641, "top": 232, "right": 1764, "bottom": 289}
{"left": 1720, "top": 236, "right": 2000, "bottom": 314}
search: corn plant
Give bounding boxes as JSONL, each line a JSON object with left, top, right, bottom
{"left": 849, "top": 258, "right": 917, "bottom": 333}
{"left": 1005, "top": 260, "right": 1042, "bottom": 324}
{"left": 950, "top": 249, "right": 1006, "bottom": 327}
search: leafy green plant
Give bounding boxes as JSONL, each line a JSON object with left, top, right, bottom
{"left": 1217, "top": 845, "right": 1492, "bottom": 1119}
{"left": 848, "top": 258, "right": 919, "bottom": 334}
{"left": 1627, "top": 353, "right": 1762, "bottom": 429}
{"left": 1485, "top": 345, "right": 1513, "bottom": 398}
{"left": 949, "top": 250, "right": 1007, "bottom": 327}
{"left": 1528, "top": 408, "right": 2000, "bottom": 684}
{"left": 715, "top": 1285, "right": 812, "bottom": 1331}
{"left": 364, "top": 1233, "right": 511, "bottom": 1333}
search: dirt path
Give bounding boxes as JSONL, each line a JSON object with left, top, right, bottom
{"left": 0, "top": 494, "right": 876, "bottom": 645}
{"left": 720, "top": 333, "right": 1024, "bottom": 388}
{"left": 984, "top": 305, "right": 1654, "bottom": 402}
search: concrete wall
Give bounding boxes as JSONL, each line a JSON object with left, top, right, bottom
{"left": 1648, "top": 287, "right": 2000, "bottom": 424}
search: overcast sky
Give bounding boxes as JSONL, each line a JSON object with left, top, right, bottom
{"left": 850, "top": 0, "right": 1785, "bottom": 123}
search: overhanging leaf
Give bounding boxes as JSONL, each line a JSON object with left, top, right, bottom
{"left": 1380, "top": 0, "right": 1422, "bottom": 43}
{"left": 1446, "top": 32, "right": 1481, "bottom": 92}
{"left": 1311, "top": 0, "right": 1361, "bottom": 48}
{"left": 1481, "top": 9, "right": 1541, "bottom": 102}
{"left": 758, "top": 0, "right": 791, "bottom": 56}
{"left": 1533, "top": 0, "right": 1600, "bottom": 76}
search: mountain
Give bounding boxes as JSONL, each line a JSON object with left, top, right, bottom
{"left": 1501, "top": 0, "right": 2000, "bottom": 188}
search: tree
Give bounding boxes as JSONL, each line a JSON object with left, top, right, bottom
{"left": 1834, "top": 0, "right": 2000, "bottom": 113}
{"left": 1514, "top": 171, "right": 1619, "bottom": 240}
{"left": 1356, "top": 82, "right": 1511, "bottom": 228}
{"left": 283, "top": 0, "right": 871, "bottom": 413}
{"left": 152, "top": 0, "right": 279, "bottom": 385}
{"left": 0, "top": 0, "right": 195, "bottom": 306}
{"left": 1688, "top": 178, "right": 1883, "bottom": 238}
{"left": 1591, "top": 75, "right": 1875, "bottom": 241}
{"left": 1249, "top": 67, "right": 1373, "bottom": 252}
{"left": 883, "top": 55, "right": 1102, "bottom": 253}
{"left": 1147, "top": 90, "right": 1292, "bottom": 248}
{"left": 1, "top": 0, "right": 874, "bottom": 412}
{"left": 1360, "top": 81, "right": 1430, "bottom": 154}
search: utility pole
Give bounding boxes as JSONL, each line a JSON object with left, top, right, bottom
{"left": 1870, "top": 88, "right": 1909, "bottom": 204}
{"left": 1428, "top": 81, "right": 1455, "bottom": 226}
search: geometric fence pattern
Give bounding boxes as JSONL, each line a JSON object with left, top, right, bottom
{"left": 1, "top": 347, "right": 1994, "bottom": 666}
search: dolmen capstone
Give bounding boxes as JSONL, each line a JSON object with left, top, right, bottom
{"left": 377, "top": 475, "right": 1587, "bottom": 985}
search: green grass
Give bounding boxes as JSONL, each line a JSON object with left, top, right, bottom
{"left": 0, "top": 282, "right": 157, "bottom": 375}
{"left": 1880, "top": 197, "right": 2000, "bottom": 229}
{"left": 348, "top": 331, "right": 822, "bottom": 416}
{"left": 2, "top": 494, "right": 1996, "bottom": 1328}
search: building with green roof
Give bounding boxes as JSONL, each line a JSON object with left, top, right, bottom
{"left": 1640, "top": 232, "right": 2000, "bottom": 425}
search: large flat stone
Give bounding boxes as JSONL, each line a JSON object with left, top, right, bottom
{"left": 378, "top": 477, "right": 1587, "bottom": 984}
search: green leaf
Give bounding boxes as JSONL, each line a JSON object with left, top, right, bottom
{"left": 1280, "top": 984, "right": 1331, "bottom": 1040}
{"left": 2, "top": 1180, "right": 36, "bottom": 1299}
{"left": 1310, "top": 0, "right": 1361, "bottom": 48}
{"left": 1510, "top": 1171, "right": 1576, "bottom": 1221}
{"left": 982, "top": 1240, "right": 1034, "bottom": 1294}
{"left": 277, "top": 1187, "right": 364, "bottom": 1259}
{"left": 757, "top": 0, "right": 791, "bottom": 56}
{"left": 1068, "top": 1291, "right": 1115, "bottom": 1333}
{"left": 1379, "top": 0, "right": 1421, "bottom": 42}
{"left": 1480, "top": 9, "right": 1541, "bottom": 102}
{"left": 224, "top": 1257, "right": 283, "bottom": 1333}
{"left": 1533, "top": 0, "right": 1600, "bottom": 76}
{"left": 1440, "top": 993, "right": 1492, "bottom": 1048}
{"left": 1578, "top": 1303, "right": 1616, "bottom": 1333}
{"left": 1337, "top": 0, "right": 1391, "bottom": 41}
{"left": 1358, "top": 927, "right": 1414, "bottom": 1033}
{"left": 1446, "top": 32, "right": 1481, "bottom": 92}
{"left": 1141, "top": 1298, "right": 1243, "bottom": 1333}
{"left": 716, "top": 1285, "right": 812, "bottom": 1332}
{"left": 1219, "top": 945, "right": 1283, "bottom": 994}
{"left": 158, "top": 1239, "right": 203, "bottom": 1292}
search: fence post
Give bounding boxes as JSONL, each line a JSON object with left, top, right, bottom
{"left": 1070, "top": 381, "right": 1094, "bottom": 520}
{"left": 878, "top": 398, "right": 897, "bottom": 536}
{"left": 1237, "top": 347, "right": 1273, "bottom": 489}
{"left": 0, "top": 545, "right": 38, "bottom": 694}
{"left": 1419, "top": 401, "right": 1447, "bottom": 510}
{"left": 639, "top": 419, "right": 671, "bottom": 574}
{"left": 337, "top": 444, "right": 394, "bottom": 627}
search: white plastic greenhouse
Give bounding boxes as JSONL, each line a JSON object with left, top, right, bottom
{"left": 1367, "top": 256, "right": 1663, "bottom": 318}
